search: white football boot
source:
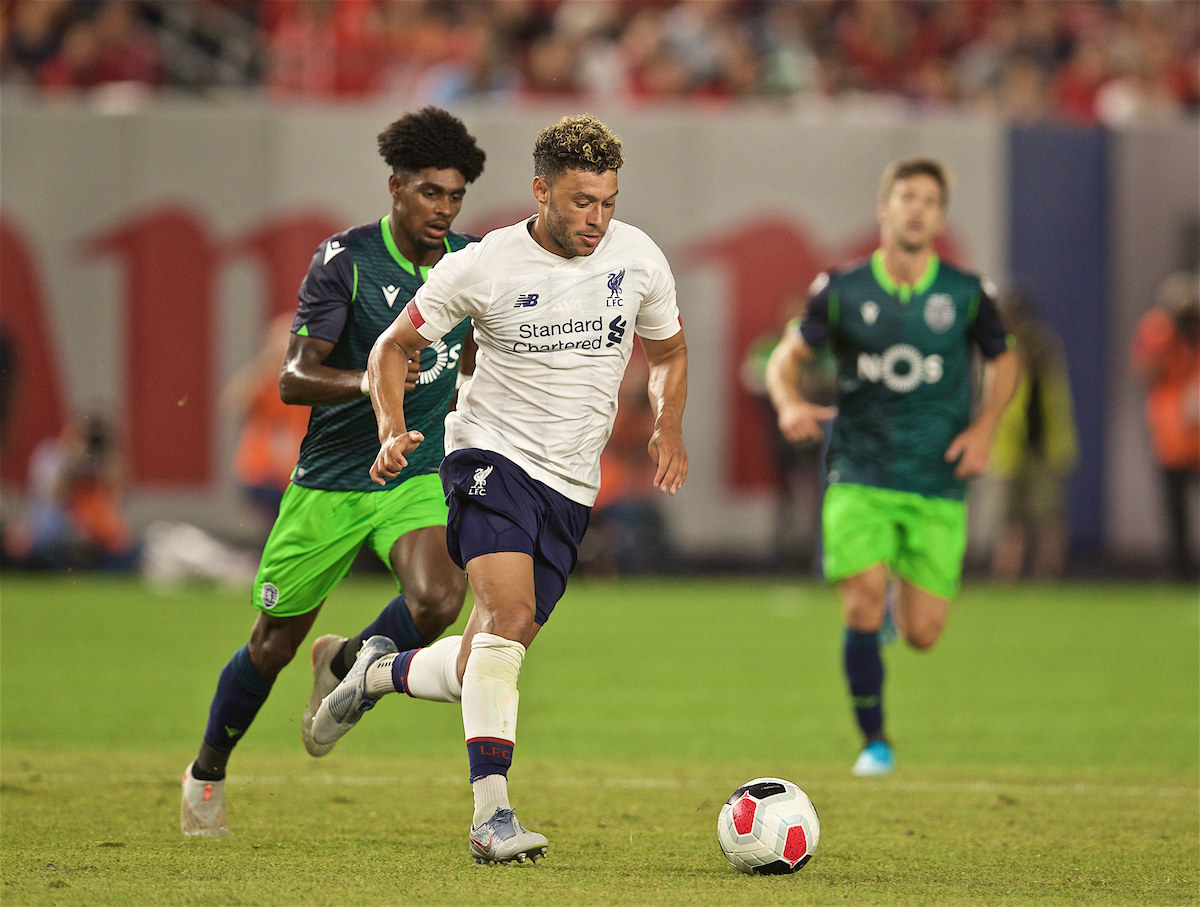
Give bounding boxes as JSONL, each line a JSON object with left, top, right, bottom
{"left": 311, "top": 635, "right": 398, "bottom": 748}
{"left": 301, "top": 634, "right": 348, "bottom": 757}
{"left": 180, "top": 762, "right": 231, "bottom": 837}
{"left": 468, "top": 808, "right": 549, "bottom": 865}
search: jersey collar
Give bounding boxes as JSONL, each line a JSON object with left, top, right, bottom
{"left": 381, "top": 215, "right": 451, "bottom": 281}
{"left": 871, "top": 249, "right": 939, "bottom": 304}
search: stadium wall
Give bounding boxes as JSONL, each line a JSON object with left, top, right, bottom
{"left": 0, "top": 96, "right": 1192, "bottom": 564}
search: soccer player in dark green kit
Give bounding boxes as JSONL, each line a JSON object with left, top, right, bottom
{"left": 182, "top": 108, "right": 487, "bottom": 835}
{"left": 766, "top": 157, "right": 1018, "bottom": 776}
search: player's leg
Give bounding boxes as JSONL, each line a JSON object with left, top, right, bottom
{"left": 304, "top": 477, "right": 469, "bottom": 752}
{"left": 822, "top": 484, "right": 900, "bottom": 776}
{"left": 183, "top": 485, "right": 368, "bottom": 834}
{"left": 893, "top": 491, "right": 967, "bottom": 651}
{"left": 324, "top": 475, "right": 467, "bottom": 682}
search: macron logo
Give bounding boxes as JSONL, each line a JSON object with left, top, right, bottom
{"left": 383, "top": 285, "right": 400, "bottom": 307}
{"left": 323, "top": 241, "right": 346, "bottom": 265}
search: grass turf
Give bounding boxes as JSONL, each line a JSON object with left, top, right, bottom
{"left": 1, "top": 574, "right": 1197, "bottom": 905}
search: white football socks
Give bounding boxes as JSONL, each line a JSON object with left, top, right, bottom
{"left": 363, "top": 635, "right": 464, "bottom": 701}
{"left": 462, "top": 632, "right": 526, "bottom": 826}
{"left": 405, "top": 634, "right": 463, "bottom": 702}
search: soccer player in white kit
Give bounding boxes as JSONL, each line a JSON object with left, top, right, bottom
{"left": 311, "top": 114, "right": 689, "bottom": 864}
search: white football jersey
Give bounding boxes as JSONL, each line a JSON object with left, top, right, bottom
{"left": 406, "top": 217, "right": 682, "bottom": 506}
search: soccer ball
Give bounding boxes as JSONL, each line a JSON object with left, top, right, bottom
{"left": 717, "top": 777, "right": 820, "bottom": 875}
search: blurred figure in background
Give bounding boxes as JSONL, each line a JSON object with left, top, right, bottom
{"left": 742, "top": 285, "right": 836, "bottom": 572}
{"left": 578, "top": 346, "right": 671, "bottom": 576}
{"left": 988, "top": 290, "right": 1078, "bottom": 581}
{"left": 1130, "top": 272, "right": 1200, "bottom": 580}
{"left": 3, "top": 411, "right": 137, "bottom": 570}
{"left": 223, "top": 313, "right": 310, "bottom": 533}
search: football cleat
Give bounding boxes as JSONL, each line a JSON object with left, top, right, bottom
{"left": 468, "top": 808, "right": 548, "bottom": 865}
{"left": 310, "top": 635, "right": 398, "bottom": 747}
{"left": 181, "top": 762, "right": 231, "bottom": 837}
{"left": 302, "top": 634, "right": 348, "bottom": 757}
{"left": 852, "top": 740, "right": 895, "bottom": 777}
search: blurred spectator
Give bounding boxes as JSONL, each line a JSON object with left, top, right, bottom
{"left": 578, "top": 346, "right": 671, "bottom": 576}
{"left": 222, "top": 313, "right": 309, "bottom": 533}
{"left": 3, "top": 411, "right": 138, "bottom": 570}
{"left": 742, "top": 286, "right": 837, "bottom": 572}
{"left": 989, "top": 291, "right": 1078, "bottom": 581}
{"left": 3, "top": 2, "right": 1198, "bottom": 119}
{"left": 2, "top": 0, "right": 70, "bottom": 83}
{"left": 1130, "top": 272, "right": 1200, "bottom": 580}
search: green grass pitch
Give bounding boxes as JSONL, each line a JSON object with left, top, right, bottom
{"left": 2, "top": 574, "right": 1196, "bottom": 905}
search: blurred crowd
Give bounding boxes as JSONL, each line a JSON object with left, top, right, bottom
{"left": 2, "top": 0, "right": 1197, "bottom": 124}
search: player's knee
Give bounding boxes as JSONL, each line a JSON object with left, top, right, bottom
{"left": 406, "top": 571, "right": 468, "bottom": 635}
{"left": 248, "top": 633, "right": 299, "bottom": 678}
{"left": 904, "top": 621, "right": 943, "bottom": 651}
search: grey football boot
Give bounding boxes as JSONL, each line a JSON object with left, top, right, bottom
{"left": 468, "top": 808, "right": 549, "bottom": 865}
{"left": 310, "top": 635, "right": 398, "bottom": 748}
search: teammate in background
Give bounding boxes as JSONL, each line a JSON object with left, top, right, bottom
{"left": 765, "top": 157, "right": 1018, "bottom": 776}
{"left": 312, "top": 115, "right": 688, "bottom": 864}
{"left": 181, "top": 107, "right": 487, "bottom": 836}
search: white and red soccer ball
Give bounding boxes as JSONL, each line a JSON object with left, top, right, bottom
{"left": 717, "top": 777, "right": 820, "bottom": 875}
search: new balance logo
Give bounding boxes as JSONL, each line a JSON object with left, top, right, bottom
{"left": 383, "top": 285, "right": 400, "bottom": 307}
{"left": 513, "top": 293, "right": 539, "bottom": 308}
{"left": 469, "top": 465, "right": 493, "bottom": 496}
{"left": 605, "top": 315, "right": 626, "bottom": 348}
{"left": 323, "top": 240, "right": 346, "bottom": 265}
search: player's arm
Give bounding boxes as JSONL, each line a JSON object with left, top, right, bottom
{"left": 642, "top": 329, "right": 689, "bottom": 495}
{"left": 945, "top": 283, "right": 1020, "bottom": 479}
{"left": 279, "top": 334, "right": 422, "bottom": 406}
{"left": 367, "top": 309, "right": 431, "bottom": 485}
{"left": 765, "top": 327, "right": 838, "bottom": 444}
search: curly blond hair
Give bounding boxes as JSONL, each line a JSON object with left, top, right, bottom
{"left": 533, "top": 114, "right": 624, "bottom": 182}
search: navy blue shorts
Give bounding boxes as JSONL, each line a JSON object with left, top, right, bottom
{"left": 440, "top": 448, "right": 590, "bottom": 626}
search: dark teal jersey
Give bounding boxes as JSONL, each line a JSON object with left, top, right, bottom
{"left": 288, "top": 217, "right": 475, "bottom": 492}
{"left": 799, "top": 250, "right": 1012, "bottom": 500}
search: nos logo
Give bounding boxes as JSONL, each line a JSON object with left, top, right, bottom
{"left": 857, "top": 344, "right": 943, "bottom": 392}
{"left": 606, "top": 315, "right": 626, "bottom": 348}
{"left": 417, "top": 339, "right": 462, "bottom": 385}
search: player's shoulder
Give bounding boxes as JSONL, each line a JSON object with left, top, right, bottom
{"left": 446, "top": 229, "right": 481, "bottom": 252}
{"left": 605, "top": 219, "right": 671, "bottom": 268}
{"left": 936, "top": 258, "right": 995, "bottom": 296}
{"left": 811, "top": 257, "right": 871, "bottom": 296}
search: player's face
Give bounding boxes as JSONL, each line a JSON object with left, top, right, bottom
{"left": 878, "top": 174, "right": 944, "bottom": 254}
{"left": 533, "top": 168, "right": 618, "bottom": 258}
{"left": 390, "top": 167, "right": 468, "bottom": 255}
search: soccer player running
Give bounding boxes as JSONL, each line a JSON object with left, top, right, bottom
{"left": 181, "top": 108, "right": 487, "bottom": 836}
{"left": 312, "top": 114, "right": 689, "bottom": 864}
{"left": 765, "top": 157, "right": 1018, "bottom": 777}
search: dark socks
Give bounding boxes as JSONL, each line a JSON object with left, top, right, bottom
{"left": 333, "top": 595, "right": 435, "bottom": 680}
{"left": 843, "top": 629, "right": 885, "bottom": 742}
{"left": 197, "top": 645, "right": 275, "bottom": 778}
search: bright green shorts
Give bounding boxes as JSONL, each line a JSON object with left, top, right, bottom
{"left": 822, "top": 482, "right": 967, "bottom": 600}
{"left": 252, "top": 474, "right": 448, "bottom": 617}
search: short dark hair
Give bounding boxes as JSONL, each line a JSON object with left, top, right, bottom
{"left": 878, "top": 156, "right": 951, "bottom": 209}
{"left": 377, "top": 107, "right": 486, "bottom": 183}
{"left": 533, "top": 114, "right": 624, "bottom": 183}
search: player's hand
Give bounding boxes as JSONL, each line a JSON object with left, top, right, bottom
{"left": 944, "top": 423, "right": 992, "bottom": 479}
{"left": 777, "top": 400, "right": 837, "bottom": 444}
{"left": 648, "top": 427, "right": 688, "bottom": 495}
{"left": 404, "top": 353, "right": 421, "bottom": 391}
{"left": 370, "top": 430, "right": 424, "bottom": 485}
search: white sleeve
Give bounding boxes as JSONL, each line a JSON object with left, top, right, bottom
{"left": 406, "top": 243, "right": 490, "bottom": 342}
{"left": 634, "top": 254, "right": 682, "bottom": 341}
